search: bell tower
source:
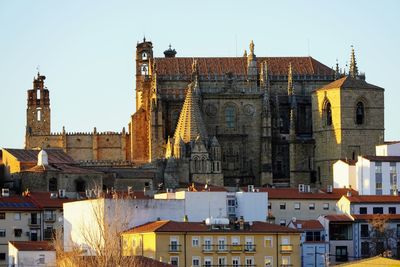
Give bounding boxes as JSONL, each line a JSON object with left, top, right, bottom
{"left": 26, "top": 73, "right": 51, "bottom": 136}
{"left": 135, "top": 37, "right": 154, "bottom": 111}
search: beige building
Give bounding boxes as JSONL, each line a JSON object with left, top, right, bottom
{"left": 121, "top": 220, "right": 301, "bottom": 267}
{"left": 8, "top": 241, "right": 55, "bottom": 267}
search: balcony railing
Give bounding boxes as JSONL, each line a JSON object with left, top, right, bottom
{"left": 28, "top": 218, "right": 40, "bottom": 227}
{"left": 44, "top": 215, "right": 56, "bottom": 222}
{"left": 201, "top": 244, "right": 256, "bottom": 253}
{"left": 168, "top": 244, "right": 181, "bottom": 252}
{"left": 280, "top": 244, "right": 293, "bottom": 253}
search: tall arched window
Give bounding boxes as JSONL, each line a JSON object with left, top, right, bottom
{"left": 325, "top": 102, "right": 332, "bottom": 126}
{"left": 356, "top": 102, "right": 364, "bottom": 125}
{"left": 48, "top": 177, "right": 57, "bottom": 192}
{"left": 225, "top": 106, "right": 236, "bottom": 128}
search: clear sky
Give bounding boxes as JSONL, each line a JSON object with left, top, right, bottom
{"left": 0, "top": 0, "right": 399, "bottom": 148}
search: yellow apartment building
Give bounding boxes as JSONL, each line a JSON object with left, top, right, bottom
{"left": 121, "top": 220, "right": 301, "bottom": 267}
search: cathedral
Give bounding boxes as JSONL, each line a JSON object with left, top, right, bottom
{"left": 25, "top": 39, "right": 385, "bottom": 188}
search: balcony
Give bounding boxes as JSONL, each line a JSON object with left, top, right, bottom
{"left": 244, "top": 244, "right": 256, "bottom": 253}
{"left": 28, "top": 218, "right": 40, "bottom": 228}
{"left": 168, "top": 244, "right": 181, "bottom": 253}
{"left": 201, "top": 244, "right": 256, "bottom": 253}
{"left": 280, "top": 244, "right": 293, "bottom": 253}
{"left": 44, "top": 215, "right": 56, "bottom": 223}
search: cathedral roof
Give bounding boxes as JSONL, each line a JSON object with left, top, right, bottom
{"left": 173, "top": 81, "right": 208, "bottom": 144}
{"left": 154, "top": 57, "right": 334, "bottom": 76}
{"left": 318, "top": 76, "right": 383, "bottom": 91}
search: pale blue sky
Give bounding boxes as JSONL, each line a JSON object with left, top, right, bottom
{"left": 0, "top": 0, "right": 399, "bottom": 148}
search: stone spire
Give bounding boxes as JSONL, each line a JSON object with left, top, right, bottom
{"left": 335, "top": 59, "right": 340, "bottom": 80}
{"left": 349, "top": 46, "right": 358, "bottom": 78}
{"left": 287, "top": 63, "right": 294, "bottom": 96}
{"left": 173, "top": 81, "right": 208, "bottom": 147}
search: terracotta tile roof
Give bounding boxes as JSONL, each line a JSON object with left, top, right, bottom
{"left": 123, "top": 220, "right": 299, "bottom": 234}
{"left": 324, "top": 214, "right": 353, "bottom": 222}
{"left": 0, "top": 195, "right": 39, "bottom": 211}
{"left": 3, "top": 148, "right": 75, "bottom": 164}
{"left": 290, "top": 219, "right": 324, "bottom": 230}
{"left": 362, "top": 155, "right": 400, "bottom": 162}
{"left": 9, "top": 241, "right": 54, "bottom": 251}
{"left": 154, "top": 57, "right": 334, "bottom": 76}
{"left": 351, "top": 214, "right": 400, "bottom": 221}
{"left": 345, "top": 195, "right": 400, "bottom": 203}
{"left": 318, "top": 76, "right": 383, "bottom": 91}
{"left": 27, "top": 192, "right": 74, "bottom": 209}
{"left": 320, "top": 188, "right": 359, "bottom": 196}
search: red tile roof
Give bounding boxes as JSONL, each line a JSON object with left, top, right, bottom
{"left": 290, "top": 220, "right": 324, "bottom": 230}
{"left": 362, "top": 155, "right": 400, "bottom": 162}
{"left": 324, "top": 214, "right": 353, "bottom": 222}
{"left": 318, "top": 76, "right": 383, "bottom": 91}
{"left": 3, "top": 148, "right": 75, "bottom": 164}
{"left": 344, "top": 195, "right": 400, "bottom": 203}
{"left": 123, "top": 220, "right": 299, "bottom": 234}
{"left": 154, "top": 57, "right": 334, "bottom": 76}
{"left": 9, "top": 241, "right": 54, "bottom": 251}
{"left": 351, "top": 214, "right": 400, "bottom": 221}
{"left": 27, "top": 192, "right": 73, "bottom": 209}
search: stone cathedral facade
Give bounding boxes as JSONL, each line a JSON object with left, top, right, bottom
{"left": 25, "top": 39, "right": 385, "bottom": 188}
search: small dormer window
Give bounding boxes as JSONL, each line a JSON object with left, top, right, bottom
{"left": 142, "top": 52, "right": 148, "bottom": 60}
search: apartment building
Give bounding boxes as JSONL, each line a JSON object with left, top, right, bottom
{"left": 121, "top": 220, "right": 301, "bottom": 267}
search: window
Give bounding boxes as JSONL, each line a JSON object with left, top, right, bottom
{"left": 389, "top": 207, "right": 396, "bottom": 214}
{"left": 170, "top": 256, "right": 179, "bottom": 267}
{"left": 279, "top": 219, "right": 286, "bottom": 226}
{"left": 397, "top": 224, "right": 400, "bottom": 237}
{"left": 323, "top": 203, "right": 329, "bottom": 210}
{"left": 280, "top": 203, "right": 286, "bottom": 210}
{"left": 306, "top": 231, "right": 321, "bottom": 242}
{"left": 336, "top": 246, "right": 348, "bottom": 262}
{"left": 356, "top": 102, "right": 364, "bottom": 125}
{"left": 38, "top": 254, "right": 45, "bottom": 264}
{"left": 30, "top": 230, "right": 38, "bottom": 241}
{"left": 268, "top": 202, "right": 271, "bottom": 210}
{"left": 14, "top": 213, "right": 21, "bottom": 221}
{"left": 204, "top": 257, "right": 212, "bottom": 267}
{"left": 142, "top": 52, "right": 148, "bottom": 60}
{"left": 245, "top": 257, "right": 254, "bottom": 266}
{"left": 192, "top": 257, "right": 200, "bottom": 267}
{"left": 169, "top": 237, "right": 179, "bottom": 252}
{"left": 0, "top": 253, "right": 5, "bottom": 261}
{"left": 309, "top": 203, "right": 315, "bottom": 210}
{"left": 218, "top": 238, "right": 226, "bottom": 251}
{"left": 361, "top": 224, "right": 369, "bottom": 238}
{"left": 0, "top": 229, "right": 5, "bottom": 237}
{"left": 361, "top": 242, "right": 370, "bottom": 257}
{"left": 141, "top": 63, "right": 148, "bottom": 75}
{"left": 244, "top": 237, "right": 255, "bottom": 252}
{"left": 264, "top": 237, "right": 273, "bottom": 248}
{"left": 373, "top": 207, "right": 384, "bottom": 214}
{"left": 359, "top": 207, "right": 367, "bottom": 214}
{"left": 325, "top": 101, "right": 332, "bottom": 126}
{"left": 264, "top": 256, "right": 273, "bottom": 267}
{"left": 218, "top": 257, "right": 226, "bottom": 267}
{"left": 49, "top": 177, "right": 58, "bottom": 191}
{"left": 192, "top": 237, "right": 199, "bottom": 247}
{"left": 36, "top": 108, "right": 42, "bottom": 121}
{"left": 232, "top": 257, "right": 240, "bottom": 267}
{"left": 203, "top": 238, "right": 212, "bottom": 251}
{"left": 294, "top": 202, "right": 300, "bottom": 210}
{"left": 329, "top": 224, "right": 352, "bottom": 240}
{"left": 14, "top": 229, "right": 22, "bottom": 237}
{"left": 0, "top": 213, "right": 5, "bottom": 219}
{"left": 281, "top": 256, "right": 290, "bottom": 266}
{"left": 225, "top": 106, "right": 236, "bottom": 128}
{"left": 375, "top": 162, "right": 382, "bottom": 173}
{"left": 390, "top": 162, "right": 397, "bottom": 195}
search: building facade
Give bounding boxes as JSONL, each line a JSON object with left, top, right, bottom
{"left": 25, "top": 40, "right": 385, "bottom": 188}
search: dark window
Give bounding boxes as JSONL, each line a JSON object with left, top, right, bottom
{"left": 330, "top": 223, "right": 352, "bottom": 240}
{"left": 14, "top": 229, "right": 22, "bottom": 237}
{"left": 325, "top": 102, "right": 332, "bottom": 126}
{"left": 49, "top": 177, "right": 57, "bottom": 191}
{"left": 359, "top": 207, "right": 367, "bottom": 214}
{"left": 361, "top": 242, "right": 370, "bottom": 257}
{"left": 31, "top": 231, "right": 38, "bottom": 241}
{"left": 306, "top": 231, "right": 321, "bottom": 242}
{"left": 373, "top": 207, "right": 384, "bottom": 214}
{"left": 361, "top": 224, "right": 369, "bottom": 238}
{"left": 336, "top": 246, "right": 348, "bottom": 262}
{"left": 389, "top": 207, "right": 396, "bottom": 214}
{"left": 225, "top": 106, "right": 236, "bottom": 128}
{"left": 356, "top": 102, "right": 364, "bottom": 125}
{"left": 0, "top": 213, "right": 5, "bottom": 219}
{"left": 75, "top": 179, "right": 86, "bottom": 192}
{"left": 396, "top": 224, "right": 400, "bottom": 238}
{"left": 0, "top": 253, "right": 5, "bottom": 261}
{"left": 376, "top": 242, "right": 385, "bottom": 255}
{"left": 268, "top": 202, "right": 271, "bottom": 210}
{"left": 280, "top": 203, "right": 286, "bottom": 210}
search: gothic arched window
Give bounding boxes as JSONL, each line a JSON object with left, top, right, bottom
{"left": 225, "top": 106, "right": 236, "bottom": 128}
{"left": 325, "top": 102, "right": 332, "bottom": 126}
{"left": 356, "top": 102, "right": 364, "bottom": 125}
{"left": 49, "top": 177, "right": 57, "bottom": 192}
